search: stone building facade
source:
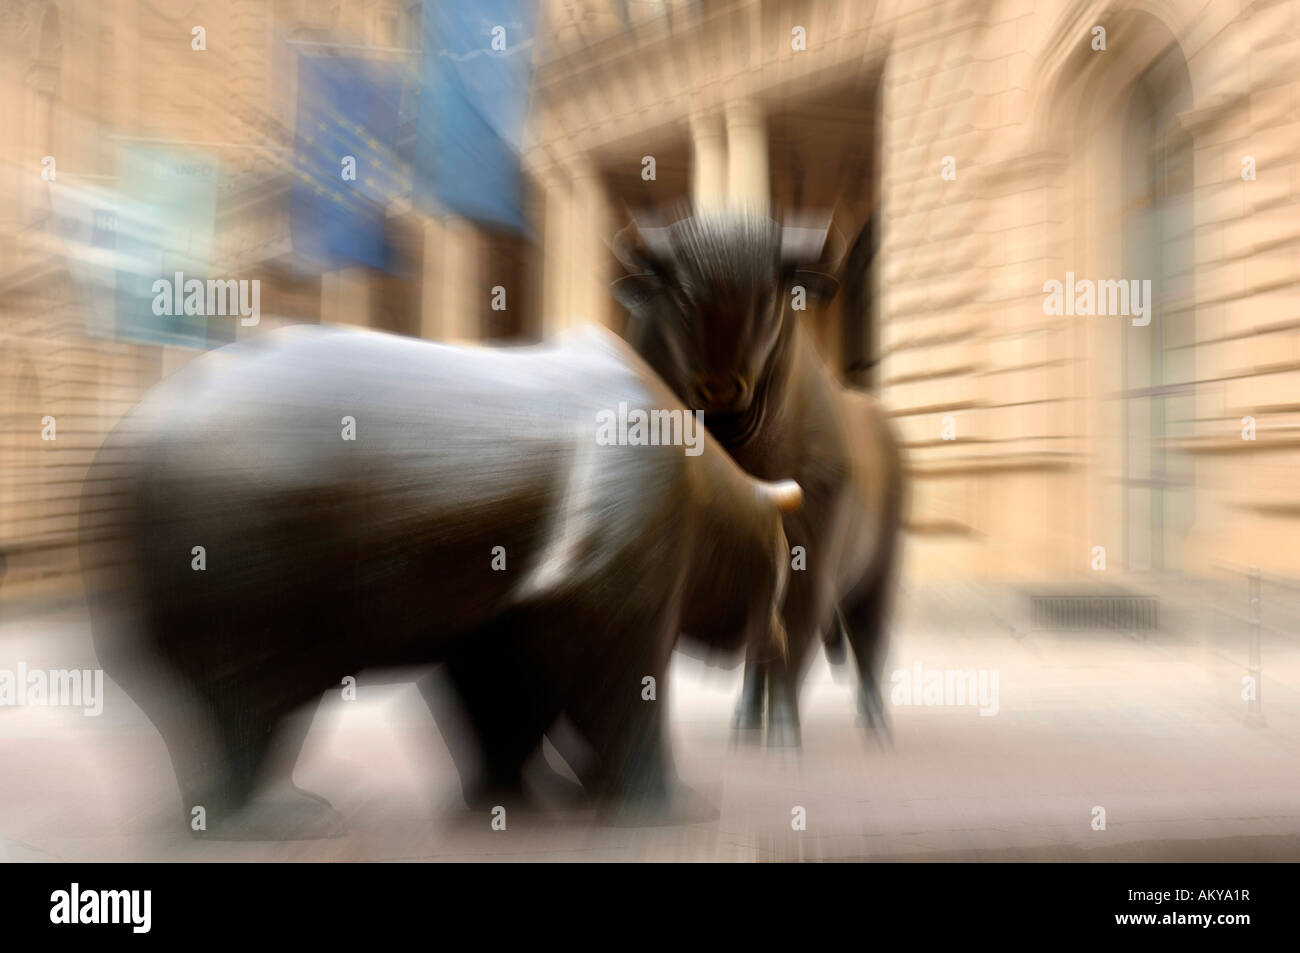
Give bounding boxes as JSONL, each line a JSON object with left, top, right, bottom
{"left": 526, "top": 0, "right": 1300, "bottom": 590}
{"left": 1, "top": 0, "right": 1298, "bottom": 603}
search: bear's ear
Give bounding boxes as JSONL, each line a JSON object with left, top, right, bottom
{"left": 610, "top": 273, "right": 668, "bottom": 313}
{"left": 789, "top": 269, "right": 840, "bottom": 305}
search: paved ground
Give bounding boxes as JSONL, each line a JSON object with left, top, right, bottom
{"left": 2, "top": 584, "right": 1298, "bottom": 862}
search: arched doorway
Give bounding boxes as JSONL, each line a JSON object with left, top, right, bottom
{"left": 1037, "top": 8, "right": 1198, "bottom": 579}
{"left": 1118, "top": 42, "right": 1195, "bottom": 574}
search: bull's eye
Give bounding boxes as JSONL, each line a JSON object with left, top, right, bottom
{"left": 666, "top": 288, "right": 693, "bottom": 323}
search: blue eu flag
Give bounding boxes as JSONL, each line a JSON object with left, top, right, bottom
{"left": 291, "top": 56, "right": 404, "bottom": 271}
{"left": 415, "top": 0, "right": 537, "bottom": 233}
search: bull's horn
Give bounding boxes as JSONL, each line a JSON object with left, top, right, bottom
{"left": 757, "top": 478, "right": 803, "bottom": 514}
{"left": 824, "top": 220, "right": 849, "bottom": 270}
{"left": 610, "top": 221, "right": 643, "bottom": 271}
{"left": 610, "top": 214, "right": 674, "bottom": 274}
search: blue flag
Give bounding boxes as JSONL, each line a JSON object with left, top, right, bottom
{"left": 291, "top": 56, "right": 403, "bottom": 271}
{"left": 415, "top": 0, "right": 537, "bottom": 232}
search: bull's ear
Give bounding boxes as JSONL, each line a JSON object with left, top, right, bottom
{"left": 610, "top": 273, "right": 667, "bottom": 312}
{"left": 611, "top": 220, "right": 672, "bottom": 274}
{"left": 790, "top": 269, "right": 840, "bottom": 305}
{"left": 612, "top": 222, "right": 650, "bottom": 271}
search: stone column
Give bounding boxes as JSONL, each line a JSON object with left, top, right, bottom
{"left": 442, "top": 216, "right": 482, "bottom": 341}
{"left": 419, "top": 218, "right": 443, "bottom": 340}
{"left": 690, "top": 108, "right": 727, "bottom": 212}
{"left": 725, "top": 97, "right": 769, "bottom": 214}
{"left": 420, "top": 216, "right": 481, "bottom": 342}
{"left": 570, "top": 161, "right": 611, "bottom": 329}
{"left": 320, "top": 267, "right": 374, "bottom": 329}
{"left": 540, "top": 170, "right": 573, "bottom": 337}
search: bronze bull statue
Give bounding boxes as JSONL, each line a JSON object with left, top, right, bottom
{"left": 613, "top": 210, "right": 905, "bottom": 746}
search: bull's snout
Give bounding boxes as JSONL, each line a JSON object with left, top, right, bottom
{"left": 695, "top": 373, "right": 748, "bottom": 410}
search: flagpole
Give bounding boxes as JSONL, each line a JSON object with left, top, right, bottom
{"left": 285, "top": 38, "right": 421, "bottom": 55}
{"left": 107, "top": 135, "right": 293, "bottom": 153}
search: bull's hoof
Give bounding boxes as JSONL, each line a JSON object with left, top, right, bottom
{"left": 858, "top": 686, "right": 892, "bottom": 745}
{"left": 765, "top": 689, "right": 801, "bottom": 748}
{"left": 730, "top": 725, "right": 764, "bottom": 747}
{"left": 599, "top": 782, "right": 718, "bottom": 828}
{"left": 193, "top": 788, "right": 346, "bottom": 841}
{"left": 731, "top": 698, "right": 764, "bottom": 744}
{"left": 765, "top": 715, "right": 801, "bottom": 748}
{"left": 732, "top": 699, "right": 764, "bottom": 732}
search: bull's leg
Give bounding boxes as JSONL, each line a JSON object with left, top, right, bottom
{"left": 731, "top": 656, "right": 767, "bottom": 735}
{"left": 765, "top": 660, "right": 801, "bottom": 748}
{"left": 822, "top": 610, "right": 849, "bottom": 666}
{"left": 843, "top": 558, "right": 899, "bottom": 743}
{"left": 843, "top": 594, "right": 890, "bottom": 740}
{"left": 765, "top": 581, "right": 821, "bottom": 749}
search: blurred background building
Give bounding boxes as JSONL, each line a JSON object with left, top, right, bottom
{"left": 1, "top": 0, "right": 1298, "bottom": 613}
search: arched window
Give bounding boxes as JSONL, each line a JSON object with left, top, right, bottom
{"left": 1118, "top": 43, "right": 1194, "bottom": 574}
{"left": 23, "top": 2, "right": 61, "bottom": 224}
